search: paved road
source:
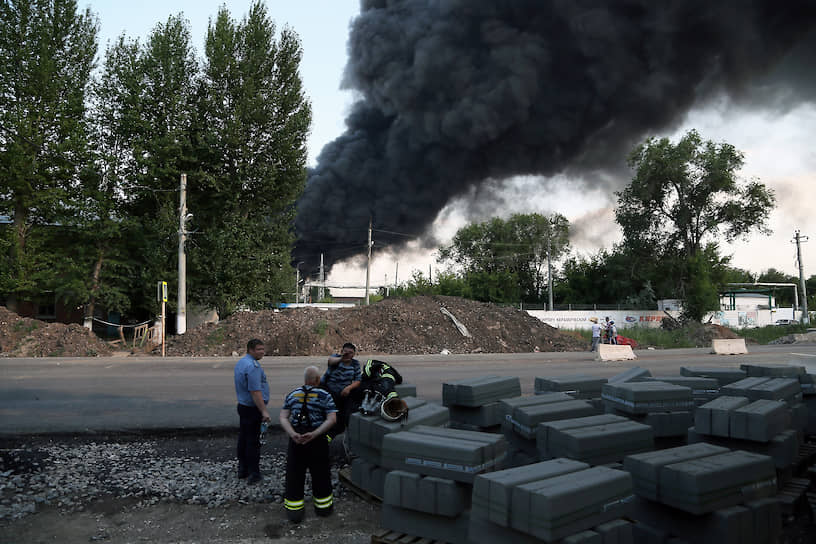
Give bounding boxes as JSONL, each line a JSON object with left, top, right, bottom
{"left": 2, "top": 344, "right": 815, "bottom": 434}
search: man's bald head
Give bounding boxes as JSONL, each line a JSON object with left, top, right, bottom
{"left": 304, "top": 366, "right": 321, "bottom": 386}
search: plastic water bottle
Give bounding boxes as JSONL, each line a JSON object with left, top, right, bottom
{"left": 259, "top": 421, "right": 268, "bottom": 445}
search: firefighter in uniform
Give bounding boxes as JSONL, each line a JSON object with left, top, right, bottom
{"left": 280, "top": 366, "right": 338, "bottom": 523}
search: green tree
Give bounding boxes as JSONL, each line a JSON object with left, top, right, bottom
{"left": 616, "top": 130, "right": 776, "bottom": 321}
{"left": 0, "top": 0, "right": 98, "bottom": 305}
{"left": 438, "top": 213, "right": 569, "bottom": 303}
{"left": 192, "top": 2, "right": 311, "bottom": 317}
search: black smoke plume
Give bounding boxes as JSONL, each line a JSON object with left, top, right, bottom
{"left": 294, "top": 0, "right": 816, "bottom": 273}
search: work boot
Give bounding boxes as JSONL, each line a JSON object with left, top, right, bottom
{"left": 286, "top": 508, "right": 305, "bottom": 523}
{"left": 314, "top": 504, "right": 334, "bottom": 518}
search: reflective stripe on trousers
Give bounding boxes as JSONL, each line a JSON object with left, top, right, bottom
{"left": 284, "top": 498, "right": 304, "bottom": 511}
{"left": 313, "top": 493, "right": 333, "bottom": 509}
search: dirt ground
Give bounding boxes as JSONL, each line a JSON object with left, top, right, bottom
{"left": 0, "top": 297, "right": 585, "bottom": 358}
{"left": 165, "top": 296, "right": 587, "bottom": 357}
{"left": 0, "top": 431, "right": 380, "bottom": 544}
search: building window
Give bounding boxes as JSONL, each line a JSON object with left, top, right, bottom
{"left": 36, "top": 296, "right": 57, "bottom": 320}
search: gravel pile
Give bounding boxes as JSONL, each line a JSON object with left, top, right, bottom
{"left": 0, "top": 439, "right": 348, "bottom": 522}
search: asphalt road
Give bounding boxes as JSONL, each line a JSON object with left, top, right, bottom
{"left": 2, "top": 344, "right": 815, "bottom": 434}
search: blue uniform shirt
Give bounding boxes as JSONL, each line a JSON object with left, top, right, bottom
{"left": 320, "top": 356, "right": 361, "bottom": 396}
{"left": 234, "top": 353, "right": 269, "bottom": 406}
{"left": 283, "top": 386, "right": 337, "bottom": 430}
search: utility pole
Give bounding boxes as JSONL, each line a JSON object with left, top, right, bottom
{"left": 295, "top": 266, "right": 300, "bottom": 304}
{"left": 395, "top": 262, "right": 399, "bottom": 289}
{"left": 319, "top": 254, "right": 325, "bottom": 301}
{"left": 365, "top": 217, "right": 372, "bottom": 305}
{"left": 547, "top": 235, "right": 554, "bottom": 311}
{"left": 794, "top": 230, "right": 809, "bottom": 324}
{"left": 177, "top": 173, "right": 188, "bottom": 335}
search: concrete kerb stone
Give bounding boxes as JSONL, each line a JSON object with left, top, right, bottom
{"left": 535, "top": 375, "right": 609, "bottom": 399}
{"left": 711, "top": 338, "right": 748, "bottom": 355}
{"left": 680, "top": 366, "right": 747, "bottom": 386}
{"left": 602, "top": 382, "right": 694, "bottom": 415}
{"left": 657, "top": 450, "right": 777, "bottom": 514}
{"left": 563, "top": 530, "right": 602, "bottom": 543}
{"left": 394, "top": 383, "right": 417, "bottom": 397}
{"left": 722, "top": 377, "right": 802, "bottom": 406}
{"left": 472, "top": 457, "right": 588, "bottom": 528}
{"left": 442, "top": 375, "right": 522, "bottom": 407}
{"left": 596, "top": 344, "right": 637, "bottom": 362}
{"left": 547, "top": 420, "right": 655, "bottom": 465}
{"left": 511, "top": 466, "right": 634, "bottom": 541}
{"left": 694, "top": 396, "right": 751, "bottom": 437}
{"left": 594, "top": 518, "right": 634, "bottom": 544}
{"left": 380, "top": 427, "right": 507, "bottom": 484}
{"left": 536, "top": 414, "right": 626, "bottom": 459}
{"left": 608, "top": 367, "right": 652, "bottom": 384}
{"left": 509, "top": 399, "right": 599, "bottom": 439}
{"left": 729, "top": 399, "right": 790, "bottom": 442}
{"left": 740, "top": 363, "right": 805, "bottom": 378}
{"left": 644, "top": 376, "right": 720, "bottom": 402}
{"left": 449, "top": 402, "right": 503, "bottom": 427}
{"left": 623, "top": 443, "right": 730, "bottom": 501}
{"left": 687, "top": 427, "right": 799, "bottom": 470}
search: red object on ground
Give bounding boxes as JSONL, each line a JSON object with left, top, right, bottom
{"left": 616, "top": 335, "right": 638, "bottom": 348}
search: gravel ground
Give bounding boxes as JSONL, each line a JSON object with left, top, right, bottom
{"left": 0, "top": 430, "right": 380, "bottom": 543}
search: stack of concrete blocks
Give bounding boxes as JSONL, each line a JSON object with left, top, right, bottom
{"left": 443, "top": 375, "right": 521, "bottom": 432}
{"left": 680, "top": 366, "right": 747, "bottom": 386}
{"left": 378, "top": 425, "right": 506, "bottom": 543}
{"left": 537, "top": 414, "right": 654, "bottom": 465}
{"left": 623, "top": 444, "right": 780, "bottom": 543}
{"left": 347, "top": 396, "right": 449, "bottom": 498}
{"left": 535, "top": 374, "right": 608, "bottom": 412}
{"left": 469, "top": 458, "right": 635, "bottom": 543}
{"left": 382, "top": 470, "right": 472, "bottom": 544}
{"left": 643, "top": 376, "right": 720, "bottom": 406}
{"left": 602, "top": 381, "right": 696, "bottom": 438}
{"left": 499, "top": 392, "right": 572, "bottom": 467}
{"left": 740, "top": 364, "right": 812, "bottom": 434}
{"left": 690, "top": 394, "right": 799, "bottom": 471}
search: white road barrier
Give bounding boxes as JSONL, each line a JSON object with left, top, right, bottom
{"left": 596, "top": 344, "right": 637, "bottom": 362}
{"left": 711, "top": 338, "right": 748, "bottom": 355}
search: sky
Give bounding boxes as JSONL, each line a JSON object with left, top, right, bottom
{"left": 86, "top": 1, "right": 815, "bottom": 295}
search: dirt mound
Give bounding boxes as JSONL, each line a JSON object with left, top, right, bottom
{"left": 0, "top": 307, "right": 112, "bottom": 357}
{"left": 166, "top": 295, "right": 587, "bottom": 356}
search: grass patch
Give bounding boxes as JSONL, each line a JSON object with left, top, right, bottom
{"left": 12, "top": 320, "right": 39, "bottom": 334}
{"left": 206, "top": 327, "right": 226, "bottom": 347}
{"left": 566, "top": 326, "right": 699, "bottom": 349}
{"left": 732, "top": 323, "right": 807, "bottom": 345}
{"left": 312, "top": 319, "right": 329, "bottom": 336}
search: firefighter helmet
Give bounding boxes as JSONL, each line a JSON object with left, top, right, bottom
{"left": 380, "top": 396, "right": 409, "bottom": 422}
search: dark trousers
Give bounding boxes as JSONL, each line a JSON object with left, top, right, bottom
{"left": 284, "top": 435, "right": 333, "bottom": 515}
{"left": 328, "top": 389, "right": 362, "bottom": 437}
{"left": 236, "top": 403, "right": 262, "bottom": 476}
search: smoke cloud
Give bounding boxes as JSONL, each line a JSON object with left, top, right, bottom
{"left": 294, "top": 0, "right": 816, "bottom": 273}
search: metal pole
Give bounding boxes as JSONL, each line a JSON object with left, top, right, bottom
{"left": 176, "top": 173, "right": 187, "bottom": 335}
{"left": 295, "top": 267, "right": 300, "bottom": 304}
{"left": 395, "top": 262, "right": 399, "bottom": 289}
{"left": 365, "top": 217, "right": 372, "bottom": 305}
{"left": 795, "top": 230, "right": 810, "bottom": 324}
{"left": 547, "top": 235, "right": 553, "bottom": 311}
{"left": 319, "top": 254, "right": 325, "bottom": 301}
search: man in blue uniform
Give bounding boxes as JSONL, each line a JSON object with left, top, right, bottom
{"left": 234, "top": 338, "right": 270, "bottom": 485}
{"left": 280, "top": 366, "right": 338, "bottom": 523}
{"left": 320, "top": 342, "right": 361, "bottom": 437}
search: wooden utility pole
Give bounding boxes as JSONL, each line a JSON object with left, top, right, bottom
{"left": 365, "top": 217, "right": 372, "bottom": 305}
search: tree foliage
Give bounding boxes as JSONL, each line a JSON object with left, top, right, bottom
{"left": 1, "top": 1, "right": 311, "bottom": 324}
{"left": 438, "top": 213, "right": 569, "bottom": 303}
{"left": 615, "top": 130, "right": 776, "bottom": 321}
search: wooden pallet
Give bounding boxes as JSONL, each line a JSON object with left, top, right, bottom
{"left": 778, "top": 477, "right": 811, "bottom": 516}
{"left": 338, "top": 466, "right": 382, "bottom": 504}
{"left": 371, "top": 528, "right": 447, "bottom": 544}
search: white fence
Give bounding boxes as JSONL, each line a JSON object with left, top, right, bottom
{"left": 528, "top": 308, "right": 801, "bottom": 330}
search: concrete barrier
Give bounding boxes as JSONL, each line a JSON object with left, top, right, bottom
{"left": 596, "top": 344, "right": 637, "bottom": 361}
{"left": 711, "top": 338, "right": 748, "bottom": 355}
